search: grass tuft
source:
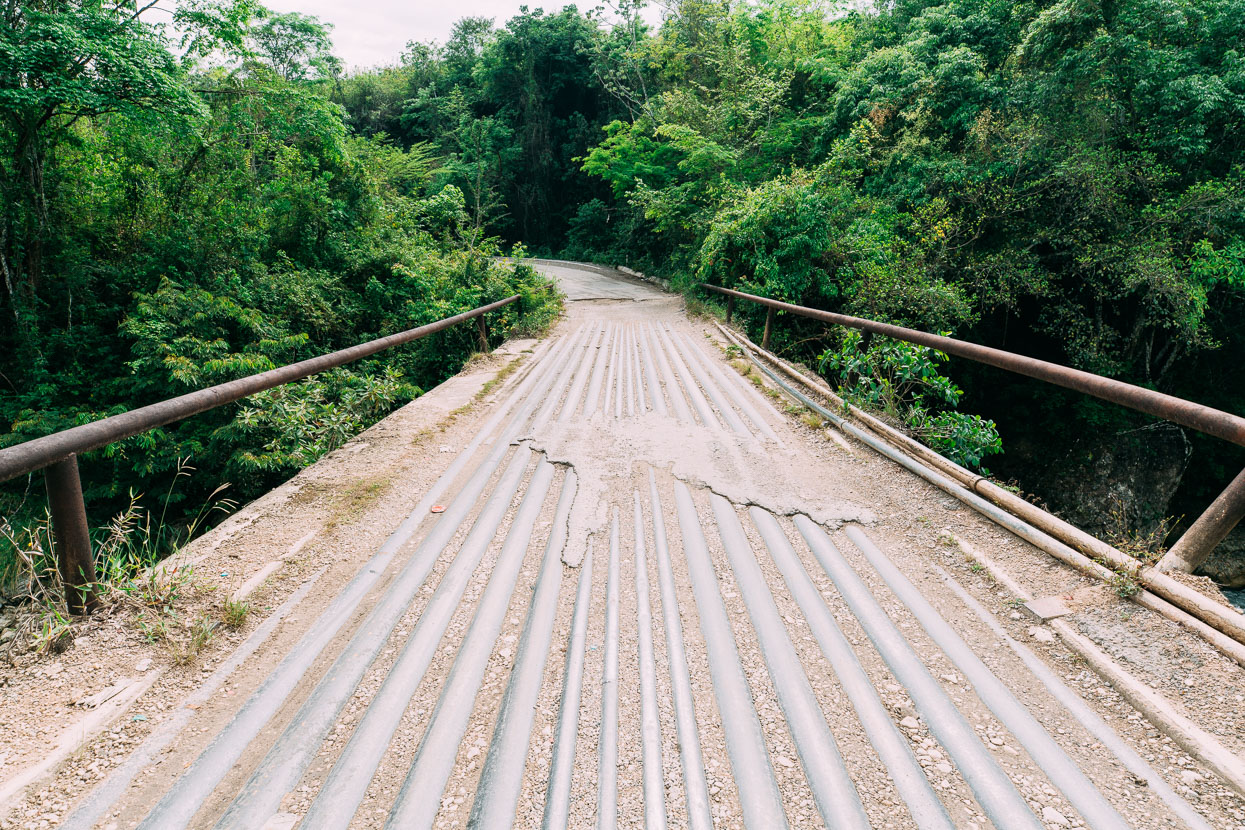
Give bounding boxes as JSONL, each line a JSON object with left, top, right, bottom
{"left": 221, "top": 596, "right": 250, "bottom": 629}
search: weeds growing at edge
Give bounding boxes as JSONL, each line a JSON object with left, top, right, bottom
{"left": 0, "top": 460, "right": 235, "bottom": 663}
{"left": 684, "top": 297, "right": 723, "bottom": 320}
{"left": 1109, "top": 567, "right": 1143, "bottom": 599}
{"left": 1103, "top": 495, "right": 1174, "bottom": 566}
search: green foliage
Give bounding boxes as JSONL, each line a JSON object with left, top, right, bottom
{"left": 230, "top": 367, "right": 417, "bottom": 474}
{"left": 249, "top": 9, "right": 341, "bottom": 81}
{"left": 0, "top": 2, "right": 560, "bottom": 585}
{"left": 331, "top": 7, "right": 622, "bottom": 252}
{"left": 820, "top": 331, "right": 1002, "bottom": 469}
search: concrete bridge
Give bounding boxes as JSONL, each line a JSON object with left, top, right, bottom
{"left": 3, "top": 262, "right": 1245, "bottom": 829}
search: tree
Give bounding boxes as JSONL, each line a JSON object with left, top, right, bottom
{"left": 0, "top": 0, "right": 203, "bottom": 360}
{"left": 249, "top": 9, "right": 340, "bottom": 82}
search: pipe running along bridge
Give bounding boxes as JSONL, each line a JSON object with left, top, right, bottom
{"left": 3, "top": 261, "right": 1245, "bottom": 829}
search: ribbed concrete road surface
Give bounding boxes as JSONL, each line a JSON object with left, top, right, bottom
{"left": 59, "top": 262, "right": 1245, "bottom": 829}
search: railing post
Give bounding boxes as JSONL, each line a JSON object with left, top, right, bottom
{"left": 725, "top": 295, "right": 734, "bottom": 324}
{"left": 477, "top": 315, "right": 489, "bottom": 352}
{"left": 761, "top": 307, "right": 775, "bottom": 351}
{"left": 1157, "top": 465, "right": 1245, "bottom": 574}
{"left": 44, "top": 454, "right": 98, "bottom": 615}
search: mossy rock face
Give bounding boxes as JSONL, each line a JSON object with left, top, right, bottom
{"left": 1197, "top": 529, "right": 1245, "bottom": 589}
{"left": 1033, "top": 423, "right": 1192, "bottom": 541}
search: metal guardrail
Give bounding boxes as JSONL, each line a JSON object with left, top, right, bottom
{"left": 0, "top": 295, "right": 520, "bottom": 613}
{"left": 702, "top": 283, "right": 1245, "bottom": 576}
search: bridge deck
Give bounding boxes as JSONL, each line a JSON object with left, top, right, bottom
{"left": 48, "top": 264, "right": 1245, "bottom": 829}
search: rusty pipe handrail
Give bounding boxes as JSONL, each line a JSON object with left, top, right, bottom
{"left": 701, "top": 284, "right": 1245, "bottom": 448}
{"left": 703, "top": 283, "right": 1245, "bottom": 577}
{"left": 0, "top": 294, "right": 519, "bottom": 614}
{"left": 0, "top": 295, "right": 519, "bottom": 483}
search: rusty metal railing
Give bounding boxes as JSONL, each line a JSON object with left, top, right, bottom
{"left": 703, "top": 284, "right": 1245, "bottom": 575}
{"left": 0, "top": 295, "right": 520, "bottom": 613}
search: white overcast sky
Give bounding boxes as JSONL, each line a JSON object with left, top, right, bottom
{"left": 251, "top": 1, "right": 665, "bottom": 72}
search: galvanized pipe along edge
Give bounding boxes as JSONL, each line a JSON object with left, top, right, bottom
{"left": 712, "top": 322, "right": 1245, "bottom": 651}
{"left": 699, "top": 284, "right": 1245, "bottom": 448}
{"left": 710, "top": 320, "right": 1245, "bottom": 658}
{"left": 0, "top": 295, "right": 520, "bottom": 483}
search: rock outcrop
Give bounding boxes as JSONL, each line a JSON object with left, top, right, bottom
{"left": 1035, "top": 423, "right": 1192, "bottom": 543}
{"left": 1195, "top": 527, "right": 1245, "bottom": 589}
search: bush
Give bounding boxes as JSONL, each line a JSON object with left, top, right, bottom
{"left": 819, "top": 330, "right": 1002, "bottom": 470}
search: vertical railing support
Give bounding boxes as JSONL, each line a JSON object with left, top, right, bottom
{"left": 725, "top": 295, "right": 734, "bottom": 324}
{"left": 761, "top": 307, "right": 775, "bottom": 351}
{"left": 44, "top": 454, "right": 98, "bottom": 615}
{"left": 477, "top": 315, "right": 489, "bottom": 352}
{"left": 1157, "top": 465, "right": 1245, "bottom": 574}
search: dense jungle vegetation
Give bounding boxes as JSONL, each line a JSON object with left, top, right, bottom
{"left": 2, "top": 0, "right": 1244, "bottom": 583}
{"left": 0, "top": 0, "right": 560, "bottom": 579}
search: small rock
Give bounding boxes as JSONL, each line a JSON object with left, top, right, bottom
{"left": 1041, "top": 805, "right": 1070, "bottom": 826}
{"left": 0, "top": 628, "right": 14, "bottom": 643}
{"left": 1180, "top": 770, "right": 1204, "bottom": 786}
{"left": 1028, "top": 626, "right": 1056, "bottom": 644}
{"left": 900, "top": 716, "right": 921, "bottom": 730}
{"left": 135, "top": 658, "right": 152, "bottom": 672}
